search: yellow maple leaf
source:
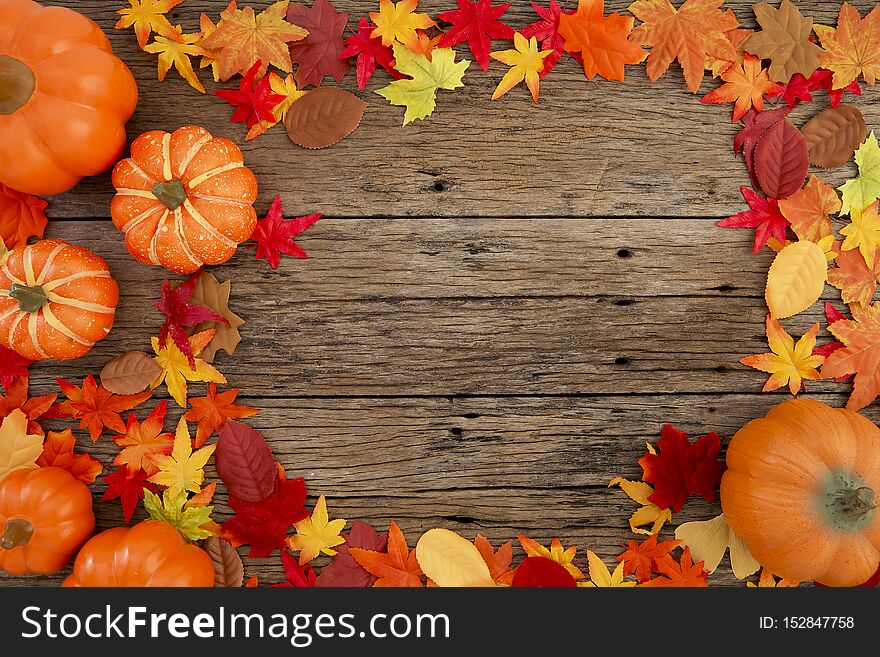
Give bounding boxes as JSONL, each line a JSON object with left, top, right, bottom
{"left": 740, "top": 315, "right": 824, "bottom": 396}
{"left": 840, "top": 132, "right": 880, "bottom": 215}
{"left": 581, "top": 550, "right": 637, "bottom": 587}
{"left": 814, "top": 3, "right": 880, "bottom": 90}
{"left": 197, "top": 13, "right": 222, "bottom": 82}
{"left": 116, "top": 0, "right": 184, "bottom": 50}
{"left": 747, "top": 567, "right": 800, "bottom": 588}
{"left": 151, "top": 330, "right": 226, "bottom": 407}
{"left": 608, "top": 475, "right": 673, "bottom": 535}
{"left": 490, "top": 33, "right": 552, "bottom": 102}
{"left": 370, "top": 0, "right": 436, "bottom": 49}
{"left": 675, "top": 513, "right": 761, "bottom": 579}
{"left": 841, "top": 200, "right": 880, "bottom": 267}
{"left": 0, "top": 409, "right": 42, "bottom": 482}
{"left": 148, "top": 417, "right": 216, "bottom": 497}
{"left": 269, "top": 72, "right": 307, "bottom": 121}
{"left": 144, "top": 27, "right": 207, "bottom": 94}
{"left": 286, "top": 495, "right": 347, "bottom": 565}
{"left": 518, "top": 536, "right": 584, "bottom": 579}
{"left": 199, "top": 0, "right": 308, "bottom": 82}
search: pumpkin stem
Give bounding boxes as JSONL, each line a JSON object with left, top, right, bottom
{"left": 152, "top": 180, "right": 187, "bottom": 210}
{"left": 1, "top": 518, "right": 33, "bottom": 549}
{"left": 820, "top": 471, "right": 877, "bottom": 532}
{"left": 0, "top": 55, "right": 35, "bottom": 115}
{"left": 8, "top": 282, "right": 48, "bottom": 313}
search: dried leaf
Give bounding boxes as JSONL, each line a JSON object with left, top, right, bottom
{"left": 608, "top": 476, "right": 673, "bottom": 535}
{"left": 148, "top": 418, "right": 216, "bottom": 496}
{"left": 51, "top": 375, "right": 150, "bottom": 442}
{"left": 185, "top": 273, "right": 246, "bottom": 363}
{"left": 582, "top": 550, "right": 636, "bottom": 587}
{"left": 415, "top": 528, "right": 496, "bottom": 587}
{"left": 112, "top": 401, "right": 174, "bottom": 475}
{"left": 828, "top": 246, "right": 880, "bottom": 306}
{"left": 743, "top": 0, "right": 822, "bottom": 83}
{"left": 116, "top": 0, "right": 184, "bottom": 49}
{"left": 150, "top": 331, "right": 226, "bottom": 408}
{"left": 184, "top": 384, "right": 258, "bottom": 448}
{"left": 802, "top": 104, "right": 868, "bottom": 169}
{"left": 101, "top": 352, "right": 164, "bottom": 395}
{"left": 204, "top": 536, "right": 245, "bottom": 587}
{"left": 616, "top": 533, "right": 681, "bottom": 583}
{"left": 215, "top": 419, "right": 277, "bottom": 503}
{"left": 286, "top": 494, "right": 347, "bottom": 565}
{"left": 639, "top": 547, "right": 709, "bottom": 587}
{"left": 284, "top": 87, "right": 367, "bottom": 149}
{"left": 348, "top": 521, "right": 423, "bottom": 587}
{"left": 765, "top": 240, "right": 827, "bottom": 319}
{"left": 754, "top": 118, "right": 809, "bottom": 200}
{"left": 841, "top": 201, "right": 880, "bottom": 267}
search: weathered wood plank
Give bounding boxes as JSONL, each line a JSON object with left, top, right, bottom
{"left": 42, "top": 0, "right": 880, "bottom": 219}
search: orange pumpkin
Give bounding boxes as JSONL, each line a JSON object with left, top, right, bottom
{"left": 0, "top": 238, "right": 119, "bottom": 360}
{"left": 721, "top": 399, "right": 880, "bottom": 587}
{"left": 0, "top": 0, "right": 138, "bottom": 196}
{"left": 0, "top": 467, "right": 95, "bottom": 574}
{"left": 63, "top": 520, "right": 215, "bottom": 587}
{"left": 111, "top": 126, "right": 259, "bottom": 274}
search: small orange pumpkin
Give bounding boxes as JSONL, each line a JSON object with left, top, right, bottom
{"left": 0, "top": 239, "right": 119, "bottom": 360}
{"left": 63, "top": 520, "right": 215, "bottom": 587}
{"left": 111, "top": 126, "right": 259, "bottom": 274}
{"left": 0, "top": 467, "right": 95, "bottom": 574}
{"left": 722, "top": 399, "right": 880, "bottom": 587}
{"left": 0, "top": 0, "right": 138, "bottom": 196}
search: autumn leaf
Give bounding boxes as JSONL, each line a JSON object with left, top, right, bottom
{"left": 183, "top": 384, "right": 258, "bottom": 449}
{"left": 158, "top": 271, "right": 229, "bottom": 368}
{"left": 742, "top": 0, "right": 822, "bottom": 83}
{"left": 822, "top": 302, "right": 880, "bottom": 410}
{"left": 520, "top": 0, "right": 572, "bottom": 78}
{"left": 100, "top": 352, "right": 164, "bottom": 396}
{"left": 802, "top": 104, "right": 868, "bottom": 170}
{"left": 0, "top": 347, "right": 31, "bottom": 393}
{"left": 51, "top": 375, "right": 150, "bottom": 442}
{"left": 518, "top": 536, "right": 584, "bottom": 580}
{"left": 740, "top": 315, "right": 823, "bottom": 396}
{"left": 204, "top": 536, "right": 244, "bottom": 587}
{"left": 102, "top": 466, "right": 159, "bottom": 522}
{"left": 112, "top": 401, "right": 174, "bottom": 475}
{"left": 200, "top": 0, "right": 308, "bottom": 81}
{"left": 250, "top": 195, "right": 322, "bottom": 269}
{"left": 349, "top": 521, "right": 423, "bottom": 587}
{"left": 37, "top": 429, "right": 102, "bottom": 484}
{"left": 582, "top": 550, "right": 636, "bottom": 587}
{"left": 268, "top": 72, "right": 308, "bottom": 122}
{"left": 286, "top": 495, "right": 347, "bottom": 565}
{"left": 704, "top": 9, "right": 751, "bottom": 78}
{"left": 489, "top": 33, "right": 551, "bottom": 102}
{"left": 473, "top": 533, "right": 515, "bottom": 585}
{"left": 415, "top": 528, "right": 496, "bottom": 587}
{"left": 841, "top": 200, "right": 880, "bottom": 267}
{"left": 215, "top": 61, "right": 287, "bottom": 141}
{"left": 839, "top": 132, "right": 880, "bottom": 215}
{"left": 0, "top": 377, "right": 54, "bottom": 437}
{"left": 437, "top": 0, "right": 515, "bottom": 72}
{"left": 700, "top": 53, "right": 780, "bottom": 121}
{"left": 315, "top": 520, "right": 388, "bottom": 587}
{"left": 341, "top": 17, "right": 400, "bottom": 89}
{"left": 810, "top": 68, "right": 863, "bottom": 107}
{"left": 511, "top": 556, "right": 577, "bottom": 587}
{"left": 754, "top": 118, "right": 809, "bottom": 200}
{"left": 376, "top": 44, "right": 470, "bottom": 124}
{"left": 197, "top": 13, "right": 222, "bottom": 81}
{"left": 717, "top": 187, "right": 788, "bottom": 254}
{"left": 370, "top": 0, "right": 436, "bottom": 49}
{"left": 765, "top": 240, "right": 828, "bottom": 320}
{"left": 0, "top": 183, "right": 48, "bottom": 249}
{"left": 747, "top": 567, "right": 800, "bottom": 588}
{"left": 627, "top": 0, "right": 738, "bottom": 93}
{"left": 284, "top": 87, "right": 366, "bottom": 149}
{"left": 274, "top": 549, "right": 317, "bottom": 587}
{"left": 144, "top": 487, "right": 216, "bottom": 541}
{"left": 640, "top": 547, "right": 709, "bottom": 587}
{"left": 675, "top": 513, "right": 760, "bottom": 579}
{"left": 144, "top": 27, "right": 207, "bottom": 93}
{"left": 116, "top": 0, "right": 184, "bottom": 49}
{"left": 734, "top": 105, "right": 792, "bottom": 189}
{"left": 814, "top": 3, "right": 880, "bottom": 91}
{"left": 608, "top": 475, "right": 673, "bottom": 535}
{"left": 828, "top": 246, "right": 880, "bottom": 306}
{"left": 778, "top": 175, "right": 840, "bottom": 243}
{"left": 616, "top": 533, "right": 681, "bottom": 583}
{"left": 557, "top": 0, "right": 647, "bottom": 82}
{"left": 639, "top": 424, "right": 725, "bottom": 512}
{"left": 148, "top": 418, "right": 216, "bottom": 496}
{"left": 287, "top": 0, "right": 351, "bottom": 86}
{"left": 182, "top": 273, "right": 246, "bottom": 364}
{"left": 151, "top": 330, "right": 227, "bottom": 407}
{"left": 0, "top": 409, "right": 42, "bottom": 482}
{"left": 215, "top": 420, "right": 277, "bottom": 503}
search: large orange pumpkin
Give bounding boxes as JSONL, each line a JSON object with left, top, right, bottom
{"left": 111, "top": 126, "right": 259, "bottom": 274}
{"left": 0, "top": 239, "right": 119, "bottom": 360}
{"left": 0, "top": 467, "right": 95, "bottom": 574}
{"left": 0, "top": 0, "right": 138, "bottom": 196}
{"left": 63, "top": 520, "right": 215, "bottom": 587}
{"left": 721, "top": 399, "right": 880, "bottom": 587}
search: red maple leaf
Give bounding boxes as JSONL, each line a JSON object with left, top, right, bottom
{"left": 616, "top": 534, "right": 682, "bottom": 583}
{"left": 520, "top": 0, "right": 575, "bottom": 78}
{"left": 215, "top": 60, "right": 286, "bottom": 130}
{"left": 809, "top": 68, "right": 861, "bottom": 108}
{"left": 716, "top": 187, "right": 789, "bottom": 254}
{"left": 50, "top": 375, "right": 151, "bottom": 441}
{"left": 340, "top": 18, "right": 401, "bottom": 89}
{"left": 768, "top": 73, "right": 815, "bottom": 107}
{"left": 155, "top": 270, "right": 228, "bottom": 367}
{"left": 273, "top": 549, "right": 317, "bottom": 587}
{"left": 315, "top": 519, "right": 389, "bottom": 587}
{"left": 222, "top": 470, "right": 308, "bottom": 557}
{"left": 287, "top": 0, "right": 350, "bottom": 87}
{"left": 437, "top": 0, "right": 515, "bottom": 72}
{"left": 640, "top": 547, "right": 709, "bottom": 587}
{"left": 639, "top": 424, "right": 726, "bottom": 512}
{"left": 734, "top": 106, "right": 792, "bottom": 188}
{"left": 0, "top": 377, "right": 55, "bottom": 436}
{"left": 102, "top": 466, "right": 160, "bottom": 522}
{"left": 249, "top": 195, "right": 321, "bottom": 270}
{"left": 0, "top": 346, "right": 32, "bottom": 392}
{"left": 813, "top": 302, "right": 851, "bottom": 380}
{"left": 511, "top": 556, "right": 578, "bottom": 587}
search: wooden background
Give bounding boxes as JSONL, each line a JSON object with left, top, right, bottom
{"left": 5, "top": 0, "right": 880, "bottom": 586}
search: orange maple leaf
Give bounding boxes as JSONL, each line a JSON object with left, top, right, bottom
{"left": 700, "top": 53, "right": 780, "bottom": 121}
{"left": 115, "top": 0, "right": 185, "bottom": 50}
{"left": 822, "top": 302, "right": 880, "bottom": 410}
{"left": 37, "top": 429, "right": 103, "bottom": 484}
{"left": 628, "top": 0, "right": 738, "bottom": 93}
{"left": 616, "top": 533, "right": 682, "bottom": 583}
{"left": 815, "top": 3, "right": 880, "bottom": 91}
{"left": 557, "top": 0, "right": 647, "bottom": 82}
{"left": 705, "top": 11, "right": 752, "bottom": 77}
{"left": 199, "top": 1, "right": 309, "bottom": 82}
{"left": 778, "top": 175, "right": 840, "bottom": 244}
{"left": 112, "top": 401, "right": 175, "bottom": 475}
{"left": 639, "top": 546, "right": 709, "bottom": 587}
{"left": 828, "top": 247, "right": 880, "bottom": 307}
{"left": 51, "top": 375, "right": 151, "bottom": 442}
{"left": 0, "top": 377, "right": 55, "bottom": 437}
{"left": 474, "top": 533, "right": 516, "bottom": 585}
{"left": 348, "top": 521, "right": 423, "bottom": 587}
{"left": 0, "top": 183, "right": 48, "bottom": 249}
{"left": 183, "top": 383, "right": 259, "bottom": 448}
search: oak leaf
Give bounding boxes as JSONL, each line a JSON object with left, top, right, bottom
{"left": 742, "top": 0, "right": 821, "bottom": 83}
{"left": 717, "top": 187, "right": 788, "bottom": 254}
{"left": 0, "top": 183, "right": 48, "bottom": 249}
{"left": 348, "top": 521, "right": 423, "bottom": 587}
{"left": 116, "top": 0, "right": 184, "bottom": 49}
{"left": 0, "top": 409, "right": 42, "bottom": 482}
{"left": 113, "top": 401, "right": 174, "bottom": 475}
{"left": 150, "top": 330, "right": 227, "bottom": 407}
{"left": 101, "top": 466, "right": 159, "bottom": 522}
{"left": 489, "top": 33, "right": 551, "bottom": 102}
{"left": 51, "top": 375, "right": 149, "bottom": 442}
{"left": 608, "top": 475, "right": 673, "bottom": 534}
{"left": 37, "top": 429, "right": 102, "bottom": 484}
{"left": 518, "top": 536, "right": 584, "bottom": 580}
{"left": 801, "top": 104, "right": 868, "bottom": 169}
{"left": 286, "top": 0, "right": 350, "bottom": 87}
{"left": 778, "top": 175, "right": 840, "bottom": 243}
{"left": 184, "top": 384, "right": 258, "bottom": 448}
{"left": 582, "top": 550, "right": 636, "bottom": 587}
{"left": 840, "top": 132, "right": 880, "bottom": 215}
{"left": 369, "top": 0, "right": 436, "bottom": 49}
{"left": 415, "top": 528, "right": 496, "bottom": 587}
{"left": 148, "top": 418, "right": 216, "bottom": 496}
{"left": 639, "top": 547, "right": 709, "bottom": 587}
{"left": 616, "top": 533, "right": 681, "bottom": 583}
{"left": 700, "top": 53, "right": 779, "bottom": 121}
{"left": 204, "top": 536, "right": 244, "bottom": 587}
{"left": 144, "top": 487, "right": 216, "bottom": 541}
{"left": 765, "top": 240, "right": 827, "bottom": 320}
{"left": 286, "top": 494, "right": 347, "bottom": 565}
{"left": 315, "top": 520, "right": 388, "bottom": 587}
{"left": 144, "top": 27, "right": 207, "bottom": 93}
{"left": 675, "top": 513, "right": 760, "bottom": 579}
{"left": 437, "top": 0, "right": 515, "bottom": 72}
{"left": 814, "top": 3, "right": 880, "bottom": 91}
{"left": 822, "top": 302, "right": 880, "bottom": 409}
{"left": 741, "top": 315, "right": 823, "bottom": 395}
{"left": 215, "top": 419, "right": 276, "bottom": 503}
{"left": 100, "top": 352, "right": 164, "bottom": 395}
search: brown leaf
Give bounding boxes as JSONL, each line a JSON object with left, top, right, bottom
{"left": 284, "top": 87, "right": 367, "bottom": 149}
{"left": 801, "top": 104, "right": 868, "bottom": 169}
{"left": 184, "top": 272, "right": 245, "bottom": 363}
{"left": 100, "top": 352, "right": 164, "bottom": 395}
{"left": 743, "top": 0, "right": 822, "bottom": 83}
{"left": 204, "top": 536, "right": 244, "bottom": 587}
